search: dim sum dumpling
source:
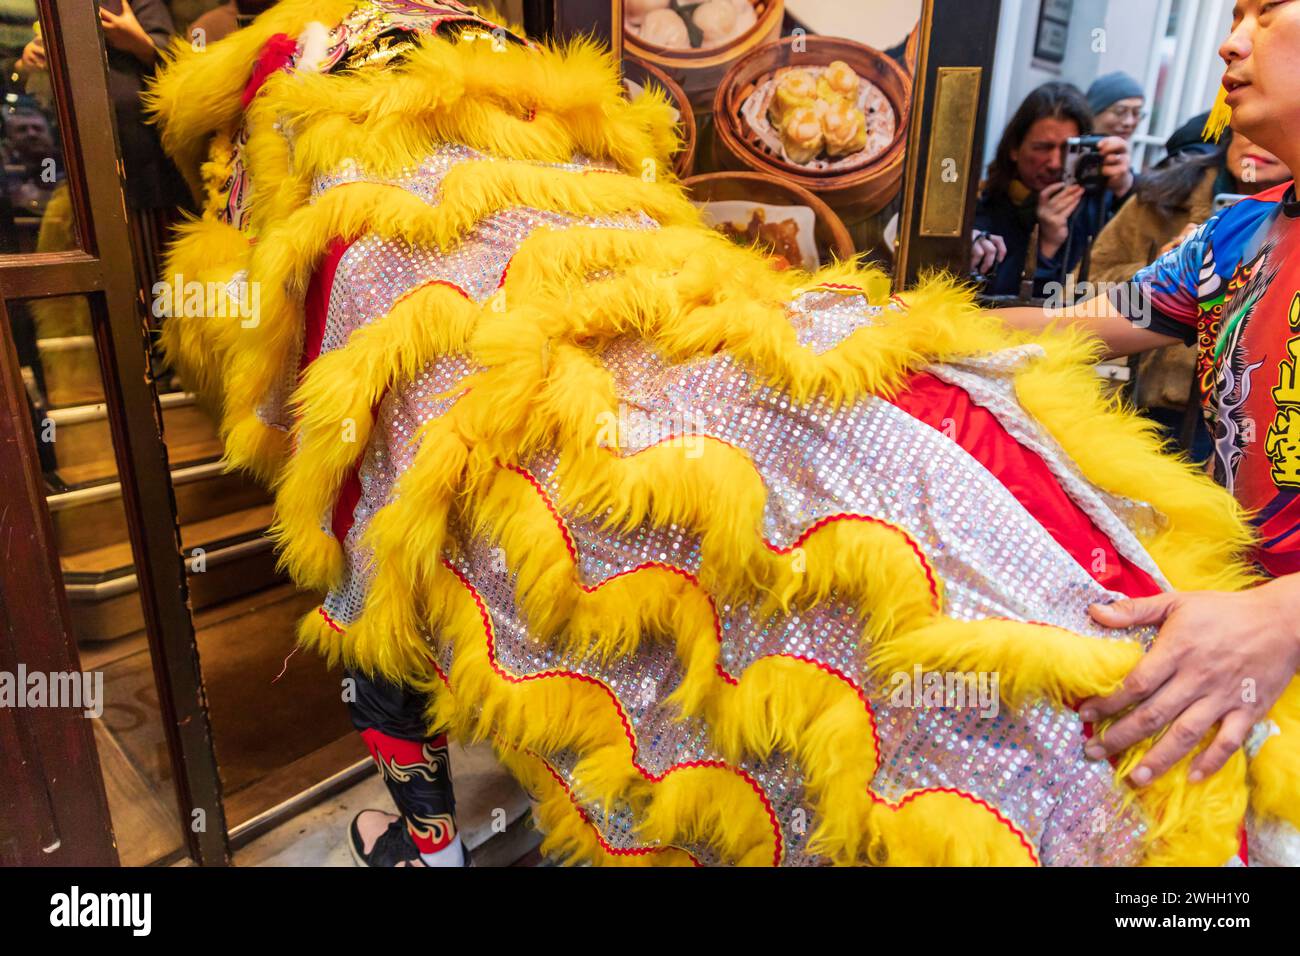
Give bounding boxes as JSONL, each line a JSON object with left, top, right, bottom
{"left": 640, "top": 8, "right": 691, "bottom": 49}
{"left": 781, "top": 105, "right": 824, "bottom": 164}
{"left": 625, "top": 0, "right": 670, "bottom": 23}
{"left": 768, "top": 68, "right": 818, "bottom": 129}
{"left": 817, "top": 60, "right": 861, "bottom": 105}
{"left": 729, "top": 0, "right": 758, "bottom": 32}
{"left": 694, "top": 0, "right": 738, "bottom": 46}
{"left": 820, "top": 99, "right": 868, "bottom": 157}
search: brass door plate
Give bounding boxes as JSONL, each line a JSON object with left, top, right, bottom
{"left": 919, "top": 66, "right": 983, "bottom": 238}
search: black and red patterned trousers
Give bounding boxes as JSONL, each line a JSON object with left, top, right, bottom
{"left": 346, "top": 668, "right": 458, "bottom": 854}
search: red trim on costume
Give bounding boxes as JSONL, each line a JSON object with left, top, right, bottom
{"left": 766, "top": 512, "right": 942, "bottom": 613}
{"left": 317, "top": 605, "right": 346, "bottom": 634}
{"left": 242, "top": 33, "right": 299, "bottom": 108}
{"left": 529, "top": 752, "right": 703, "bottom": 865}
{"left": 591, "top": 435, "right": 944, "bottom": 610}
{"left": 886, "top": 371, "right": 1162, "bottom": 599}
{"left": 867, "top": 785, "right": 1041, "bottom": 865}
{"left": 443, "top": 557, "right": 786, "bottom": 865}
{"left": 300, "top": 236, "right": 355, "bottom": 372}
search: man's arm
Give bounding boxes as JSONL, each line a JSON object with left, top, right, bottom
{"left": 992, "top": 298, "right": 1182, "bottom": 359}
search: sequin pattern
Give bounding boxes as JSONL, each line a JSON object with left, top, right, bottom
{"left": 306, "top": 143, "right": 1174, "bottom": 865}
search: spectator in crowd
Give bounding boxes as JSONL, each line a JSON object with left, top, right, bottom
{"left": 2, "top": 105, "right": 58, "bottom": 218}
{"left": 16, "top": 0, "right": 190, "bottom": 213}
{"left": 1090, "top": 122, "right": 1291, "bottom": 457}
{"left": 1086, "top": 71, "right": 1147, "bottom": 140}
{"left": 973, "top": 81, "right": 1134, "bottom": 297}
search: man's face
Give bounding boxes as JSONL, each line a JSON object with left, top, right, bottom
{"left": 1221, "top": 1, "right": 1300, "bottom": 155}
{"left": 1010, "top": 116, "right": 1080, "bottom": 192}
{"left": 1094, "top": 97, "right": 1145, "bottom": 139}
{"left": 4, "top": 110, "right": 52, "bottom": 161}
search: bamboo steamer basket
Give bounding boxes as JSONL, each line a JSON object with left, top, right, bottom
{"left": 683, "top": 170, "right": 856, "bottom": 268}
{"left": 712, "top": 36, "right": 912, "bottom": 219}
{"left": 623, "top": 1, "right": 785, "bottom": 111}
{"left": 622, "top": 55, "right": 698, "bottom": 179}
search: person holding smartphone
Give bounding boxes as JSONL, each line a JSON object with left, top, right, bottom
{"left": 993, "top": 0, "right": 1300, "bottom": 796}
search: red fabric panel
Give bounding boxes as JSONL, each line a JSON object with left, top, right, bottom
{"left": 299, "top": 236, "right": 354, "bottom": 372}
{"left": 298, "top": 236, "right": 362, "bottom": 543}
{"left": 887, "top": 372, "right": 1162, "bottom": 599}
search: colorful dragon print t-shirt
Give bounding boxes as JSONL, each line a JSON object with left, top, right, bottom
{"left": 1110, "top": 180, "right": 1300, "bottom": 577}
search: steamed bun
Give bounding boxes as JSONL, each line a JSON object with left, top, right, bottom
{"left": 641, "top": 8, "right": 690, "bottom": 49}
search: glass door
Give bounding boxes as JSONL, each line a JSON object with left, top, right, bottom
{"left": 0, "top": 0, "right": 228, "bottom": 865}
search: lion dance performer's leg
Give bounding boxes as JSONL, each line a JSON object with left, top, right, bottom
{"left": 347, "top": 669, "right": 462, "bottom": 866}
{"left": 147, "top": 0, "right": 1300, "bottom": 866}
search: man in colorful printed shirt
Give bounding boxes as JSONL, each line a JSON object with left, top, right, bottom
{"left": 996, "top": 0, "right": 1300, "bottom": 797}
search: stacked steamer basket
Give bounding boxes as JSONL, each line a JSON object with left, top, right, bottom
{"left": 623, "top": 56, "right": 698, "bottom": 178}
{"left": 712, "top": 35, "right": 912, "bottom": 221}
{"left": 683, "top": 170, "right": 855, "bottom": 271}
{"left": 623, "top": 0, "right": 785, "bottom": 110}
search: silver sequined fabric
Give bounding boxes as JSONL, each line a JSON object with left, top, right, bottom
{"left": 298, "top": 143, "right": 1249, "bottom": 867}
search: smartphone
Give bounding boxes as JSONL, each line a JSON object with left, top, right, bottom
{"left": 1213, "top": 193, "right": 1248, "bottom": 213}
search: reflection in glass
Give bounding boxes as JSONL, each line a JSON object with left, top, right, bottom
{"left": 9, "top": 290, "right": 185, "bottom": 865}
{"left": 622, "top": 0, "right": 923, "bottom": 275}
{"left": 1, "top": 5, "right": 78, "bottom": 256}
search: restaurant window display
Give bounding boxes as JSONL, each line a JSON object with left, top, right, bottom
{"left": 617, "top": 1, "right": 925, "bottom": 277}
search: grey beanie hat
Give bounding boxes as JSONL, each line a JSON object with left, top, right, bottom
{"left": 1086, "top": 72, "right": 1145, "bottom": 114}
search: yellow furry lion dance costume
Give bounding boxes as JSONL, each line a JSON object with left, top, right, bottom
{"left": 150, "top": 0, "right": 1299, "bottom": 865}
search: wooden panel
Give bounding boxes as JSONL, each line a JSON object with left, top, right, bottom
{"left": 0, "top": 297, "right": 117, "bottom": 866}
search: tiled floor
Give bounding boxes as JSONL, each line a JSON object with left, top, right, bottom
{"left": 234, "top": 742, "right": 540, "bottom": 867}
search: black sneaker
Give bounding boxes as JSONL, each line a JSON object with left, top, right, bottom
{"left": 349, "top": 811, "right": 422, "bottom": 867}
{"left": 348, "top": 810, "right": 473, "bottom": 867}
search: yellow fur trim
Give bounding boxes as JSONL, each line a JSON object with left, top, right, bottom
{"left": 158, "top": 16, "right": 1290, "bottom": 866}
{"left": 1204, "top": 84, "right": 1232, "bottom": 143}
{"left": 144, "top": 0, "right": 359, "bottom": 184}
{"left": 1014, "top": 331, "right": 1262, "bottom": 593}
{"left": 1249, "top": 682, "right": 1300, "bottom": 832}
{"left": 865, "top": 617, "right": 1246, "bottom": 866}
{"left": 266, "top": 33, "right": 680, "bottom": 183}
{"left": 271, "top": 282, "right": 480, "bottom": 590}
{"left": 156, "top": 216, "right": 253, "bottom": 410}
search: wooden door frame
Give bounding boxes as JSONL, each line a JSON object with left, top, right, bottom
{"left": 895, "top": 0, "right": 1004, "bottom": 287}
{"left": 0, "top": 300, "right": 117, "bottom": 866}
{"left": 0, "top": 0, "right": 229, "bottom": 865}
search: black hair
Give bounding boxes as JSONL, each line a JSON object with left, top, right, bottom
{"left": 1136, "top": 128, "right": 1234, "bottom": 214}
{"left": 984, "top": 82, "right": 1093, "bottom": 198}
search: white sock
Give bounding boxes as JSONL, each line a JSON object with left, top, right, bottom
{"left": 419, "top": 834, "right": 465, "bottom": 867}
